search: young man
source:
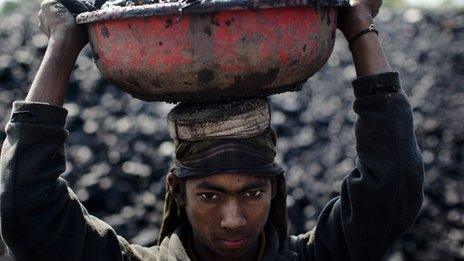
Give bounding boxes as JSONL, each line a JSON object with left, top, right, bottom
{"left": 0, "top": 0, "right": 424, "bottom": 260}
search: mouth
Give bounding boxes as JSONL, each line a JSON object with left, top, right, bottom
{"left": 220, "top": 236, "right": 250, "bottom": 249}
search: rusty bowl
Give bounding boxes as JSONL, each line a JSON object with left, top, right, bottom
{"left": 76, "top": 0, "right": 349, "bottom": 103}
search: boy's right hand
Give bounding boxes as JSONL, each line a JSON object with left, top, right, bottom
{"left": 38, "top": 0, "right": 88, "bottom": 54}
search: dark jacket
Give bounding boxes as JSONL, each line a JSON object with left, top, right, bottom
{"left": 0, "top": 72, "right": 424, "bottom": 260}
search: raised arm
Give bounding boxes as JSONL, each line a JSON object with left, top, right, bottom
{"left": 289, "top": 2, "right": 424, "bottom": 260}
{"left": 337, "top": 0, "right": 392, "bottom": 77}
{"left": 26, "top": 0, "right": 88, "bottom": 106}
{"left": 0, "top": 1, "right": 153, "bottom": 259}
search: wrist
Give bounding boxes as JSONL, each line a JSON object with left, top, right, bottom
{"left": 341, "top": 12, "right": 375, "bottom": 41}
{"left": 49, "top": 33, "right": 86, "bottom": 57}
{"left": 348, "top": 24, "right": 378, "bottom": 50}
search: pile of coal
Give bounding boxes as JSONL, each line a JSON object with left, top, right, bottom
{"left": 0, "top": 2, "right": 463, "bottom": 260}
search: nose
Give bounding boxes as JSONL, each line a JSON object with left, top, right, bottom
{"left": 220, "top": 200, "right": 247, "bottom": 230}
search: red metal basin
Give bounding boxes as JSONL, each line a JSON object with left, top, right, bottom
{"left": 76, "top": 1, "right": 347, "bottom": 103}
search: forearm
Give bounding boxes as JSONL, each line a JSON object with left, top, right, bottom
{"left": 0, "top": 103, "right": 132, "bottom": 260}
{"left": 345, "top": 75, "right": 423, "bottom": 259}
{"left": 307, "top": 4, "right": 423, "bottom": 260}
{"left": 25, "top": 36, "right": 80, "bottom": 106}
{"left": 307, "top": 74, "right": 424, "bottom": 260}
{"left": 350, "top": 33, "right": 391, "bottom": 77}
{"left": 345, "top": 14, "right": 392, "bottom": 77}
{"left": 0, "top": 102, "right": 70, "bottom": 259}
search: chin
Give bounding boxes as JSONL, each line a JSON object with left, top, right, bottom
{"left": 212, "top": 236, "right": 258, "bottom": 258}
{"left": 216, "top": 247, "right": 251, "bottom": 259}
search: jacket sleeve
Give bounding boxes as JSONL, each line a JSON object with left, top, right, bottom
{"left": 0, "top": 102, "right": 154, "bottom": 261}
{"left": 291, "top": 72, "right": 424, "bottom": 261}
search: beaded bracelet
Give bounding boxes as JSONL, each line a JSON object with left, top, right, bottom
{"left": 348, "top": 24, "right": 379, "bottom": 49}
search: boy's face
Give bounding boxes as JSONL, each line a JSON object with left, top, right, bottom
{"left": 183, "top": 173, "right": 272, "bottom": 258}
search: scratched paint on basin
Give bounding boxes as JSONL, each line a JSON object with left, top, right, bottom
{"left": 86, "top": 7, "right": 338, "bottom": 102}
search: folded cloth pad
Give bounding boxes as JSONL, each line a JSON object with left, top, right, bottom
{"left": 167, "top": 99, "right": 270, "bottom": 141}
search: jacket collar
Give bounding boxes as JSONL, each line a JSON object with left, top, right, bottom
{"left": 157, "top": 224, "right": 298, "bottom": 261}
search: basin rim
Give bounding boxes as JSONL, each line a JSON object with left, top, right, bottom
{"left": 76, "top": 0, "right": 349, "bottom": 24}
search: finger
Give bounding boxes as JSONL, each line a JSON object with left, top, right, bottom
{"left": 38, "top": 10, "right": 46, "bottom": 34}
{"left": 39, "top": 23, "right": 51, "bottom": 37}
{"left": 372, "top": 0, "right": 382, "bottom": 17}
{"left": 40, "top": 0, "right": 59, "bottom": 10}
{"left": 372, "top": 6, "right": 380, "bottom": 18}
{"left": 50, "top": 2, "right": 69, "bottom": 13}
{"left": 57, "top": 0, "right": 95, "bottom": 15}
{"left": 37, "top": 10, "right": 51, "bottom": 36}
{"left": 41, "top": 0, "right": 69, "bottom": 16}
{"left": 39, "top": 22, "right": 50, "bottom": 37}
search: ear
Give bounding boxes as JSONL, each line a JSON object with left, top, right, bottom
{"left": 167, "top": 172, "right": 185, "bottom": 205}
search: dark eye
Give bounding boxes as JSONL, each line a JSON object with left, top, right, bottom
{"left": 245, "top": 190, "right": 264, "bottom": 198}
{"left": 199, "top": 192, "right": 219, "bottom": 200}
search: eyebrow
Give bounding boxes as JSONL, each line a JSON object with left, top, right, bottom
{"left": 195, "top": 180, "right": 269, "bottom": 194}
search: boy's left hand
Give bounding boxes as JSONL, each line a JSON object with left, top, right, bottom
{"left": 337, "top": 0, "right": 383, "bottom": 42}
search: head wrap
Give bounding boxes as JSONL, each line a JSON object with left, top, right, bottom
{"left": 171, "top": 128, "right": 283, "bottom": 177}
{"left": 158, "top": 99, "right": 288, "bottom": 244}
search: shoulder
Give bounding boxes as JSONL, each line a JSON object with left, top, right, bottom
{"left": 84, "top": 215, "right": 167, "bottom": 260}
